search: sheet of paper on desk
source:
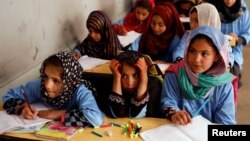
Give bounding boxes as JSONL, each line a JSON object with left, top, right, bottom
{"left": 0, "top": 103, "right": 52, "bottom": 134}
{"left": 117, "top": 31, "right": 141, "bottom": 47}
{"left": 180, "top": 17, "right": 190, "bottom": 23}
{"left": 156, "top": 63, "right": 171, "bottom": 73}
{"left": 139, "top": 115, "right": 213, "bottom": 141}
{"left": 78, "top": 55, "right": 110, "bottom": 70}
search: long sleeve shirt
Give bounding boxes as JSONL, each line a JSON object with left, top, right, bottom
{"left": 2, "top": 79, "right": 104, "bottom": 127}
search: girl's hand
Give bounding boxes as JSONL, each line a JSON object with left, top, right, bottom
{"left": 21, "top": 103, "right": 38, "bottom": 119}
{"left": 135, "top": 58, "right": 148, "bottom": 81}
{"left": 109, "top": 59, "right": 121, "bottom": 78}
{"left": 38, "top": 109, "right": 65, "bottom": 120}
{"left": 171, "top": 110, "right": 192, "bottom": 125}
{"left": 69, "top": 51, "right": 80, "bottom": 60}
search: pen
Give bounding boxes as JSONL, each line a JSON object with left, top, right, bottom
{"left": 91, "top": 131, "right": 103, "bottom": 137}
{"left": 193, "top": 98, "right": 210, "bottom": 117}
{"left": 21, "top": 88, "right": 32, "bottom": 111}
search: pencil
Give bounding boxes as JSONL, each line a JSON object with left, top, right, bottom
{"left": 94, "top": 123, "right": 112, "bottom": 128}
{"left": 193, "top": 98, "right": 210, "bottom": 117}
{"left": 111, "top": 122, "right": 121, "bottom": 127}
{"left": 21, "top": 88, "right": 32, "bottom": 111}
{"left": 91, "top": 131, "right": 103, "bottom": 137}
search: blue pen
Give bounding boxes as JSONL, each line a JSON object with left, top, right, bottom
{"left": 193, "top": 98, "right": 210, "bottom": 117}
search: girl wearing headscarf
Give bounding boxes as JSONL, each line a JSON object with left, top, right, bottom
{"left": 2, "top": 51, "right": 104, "bottom": 127}
{"left": 212, "top": 0, "right": 250, "bottom": 88}
{"left": 114, "top": 0, "right": 153, "bottom": 35}
{"left": 71, "top": 10, "right": 122, "bottom": 60}
{"left": 138, "top": 2, "right": 185, "bottom": 62}
{"left": 108, "top": 51, "right": 163, "bottom": 118}
{"left": 161, "top": 26, "right": 236, "bottom": 125}
{"left": 173, "top": 3, "right": 223, "bottom": 62}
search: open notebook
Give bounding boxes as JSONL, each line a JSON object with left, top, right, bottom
{"left": 139, "top": 116, "right": 213, "bottom": 141}
{"left": 0, "top": 103, "right": 52, "bottom": 134}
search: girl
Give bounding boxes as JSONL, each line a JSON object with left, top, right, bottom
{"left": 174, "top": 0, "right": 196, "bottom": 18}
{"left": 138, "top": 2, "right": 185, "bottom": 62}
{"left": 213, "top": 0, "right": 250, "bottom": 88}
{"left": 161, "top": 26, "right": 236, "bottom": 125}
{"left": 70, "top": 10, "right": 122, "bottom": 60}
{"left": 114, "top": 0, "right": 153, "bottom": 35}
{"left": 173, "top": 3, "right": 223, "bottom": 62}
{"left": 108, "top": 51, "right": 163, "bottom": 118}
{"left": 2, "top": 51, "right": 104, "bottom": 127}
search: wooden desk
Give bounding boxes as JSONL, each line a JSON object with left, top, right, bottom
{"left": 2, "top": 116, "right": 170, "bottom": 141}
{"left": 84, "top": 62, "right": 111, "bottom": 74}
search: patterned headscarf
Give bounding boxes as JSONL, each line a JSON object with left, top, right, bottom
{"left": 139, "top": 2, "right": 185, "bottom": 60}
{"left": 40, "top": 51, "right": 97, "bottom": 108}
{"left": 76, "top": 10, "right": 122, "bottom": 59}
{"left": 167, "top": 26, "right": 233, "bottom": 100}
{"left": 191, "top": 3, "right": 221, "bottom": 30}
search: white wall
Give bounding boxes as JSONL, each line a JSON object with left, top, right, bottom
{"left": 0, "top": 0, "right": 131, "bottom": 95}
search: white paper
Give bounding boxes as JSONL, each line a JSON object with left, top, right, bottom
{"left": 0, "top": 103, "right": 52, "bottom": 134}
{"left": 139, "top": 116, "right": 212, "bottom": 141}
{"left": 78, "top": 55, "right": 110, "bottom": 70}
{"left": 117, "top": 31, "right": 141, "bottom": 47}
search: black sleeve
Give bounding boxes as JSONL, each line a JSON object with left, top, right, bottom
{"left": 3, "top": 98, "right": 25, "bottom": 115}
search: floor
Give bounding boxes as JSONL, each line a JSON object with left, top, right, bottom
{"left": 236, "top": 44, "right": 250, "bottom": 124}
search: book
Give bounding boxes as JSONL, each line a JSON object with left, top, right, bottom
{"left": 117, "top": 31, "right": 141, "bottom": 47}
{"left": 35, "top": 121, "right": 83, "bottom": 141}
{"left": 0, "top": 103, "right": 52, "bottom": 134}
{"left": 78, "top": 55, "right": 110, "bottom": 71}
{"left": 139, "top": 115, "right": 213, "bottom": 141}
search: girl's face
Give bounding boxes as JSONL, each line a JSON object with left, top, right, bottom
{"left": 43, "top": 64, "right": 63, "bottom": 98}
{"left": 187, "top": 38, "right": 219, "bottom": 74}
{"left": 88, "top": 27, "right": 101, "bottom": 42}
{"left": 224, "top": 0, "right": 236, "bottom": 8}
{"left": 135, "top": 7, "right": 150, "bottom": 23}
{"left": 120, "top": 64, "right": 139, "bottom": 93}
{"left": 151, "top": 15, "right": 166, "bottom": 36}
{"left": 189, "top": 11, "right": 199, "bottom": 30}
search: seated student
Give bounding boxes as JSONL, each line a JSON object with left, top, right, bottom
{"left": 114, "top": 0, "right": 153, "bottom": 35}
{"left": 174, "top": 0, "right": 196, "bottom": 17}
{"left": 173, "top": 3, "right": 230, "bottom": 63}
{"left": 161, "top": 26, "right": 236, "bottom": 125}
{"left": 70, "top": 10, "right": 122, "bottom": 60}
{"left": 173, "top": 0, "right": 196, "bottom": 30}
{"left": 108, "top": 51, "right": 163, "bottom": 118}
{"left": 138, "top": 2, "right": 185, "bottom": 62}
{"left": 212, "top": 0, "right": 250, "bottom": 88}
{"left": 2, "top": 51, "right": 104, "bottom": 127}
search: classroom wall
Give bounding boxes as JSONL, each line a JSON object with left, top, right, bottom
{"left": 0, "top": 0, "right": 131, "bottom": 95}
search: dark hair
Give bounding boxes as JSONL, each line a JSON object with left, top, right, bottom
{"left": 136, "top": 0, "right": 152, "bottom": 12}
{"left": 189, "top": 34, "right": 219, "bottom": 54}
{"left": 189, "top": 6, "right": 197, "bottom": 14}
{"left": 42, "top": 55, "right": 64, "bottom": 78}
{"left": 116, "top": 50, "right": 143, "bottom": 66}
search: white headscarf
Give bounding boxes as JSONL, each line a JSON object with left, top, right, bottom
{"left": 191, "top": 3, "right": 221, "bottom": 30}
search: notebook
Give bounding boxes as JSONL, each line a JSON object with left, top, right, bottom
{"left": 0, "top": 103, "right": 52, "bottom": 134}
{"left": 35, "top": 121, "right": 83, "bottom": 141}
{"left": 139, "top": 116, "right": 213, "bottom": 141}
{"left": 78, "top": 55, "right": 110, "bottom": 70}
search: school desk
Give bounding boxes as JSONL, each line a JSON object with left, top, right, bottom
{"left": 0, "top": 109, "right": 170, "bottom": 141}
